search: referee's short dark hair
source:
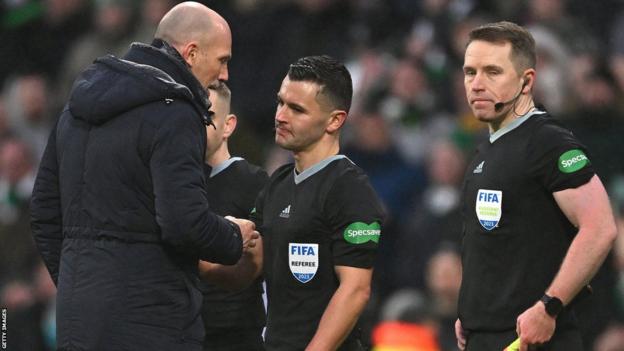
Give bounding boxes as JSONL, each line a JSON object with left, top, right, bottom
{"left": 467, "top": 21, "right": 536, "bottom": 74}
{"left": 207, "top": 81, "right": 232, "bottom": 115}
{"left": 208, "top": 81, "right": 231, "bottom": 104}
{"left": 287, "top": 55, "right": 353, "bottom": 113}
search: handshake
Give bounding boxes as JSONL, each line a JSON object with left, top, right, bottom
{"left": 225, "top": 216, "right": 260, "bottom": 254}
{"left": 198, "top": 216, "right": 262, "bottom": 290}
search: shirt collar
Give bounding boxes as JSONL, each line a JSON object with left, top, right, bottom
{"left": 210, "top": 157, "right": 244, "bottom": 178}
{"left": 489, "top": 109, "right": 546, "bottom": 143}
{"left": 294, "top": 155, "right": 352, "bottom": 184}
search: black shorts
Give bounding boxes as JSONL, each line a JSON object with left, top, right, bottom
{"left": 466, "top": 328, "right": 583, "bottom": 351}
{"left": 203, "top": 327, "right": 265, "bottom": 351}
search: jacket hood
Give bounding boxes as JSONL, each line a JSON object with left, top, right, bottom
{"left": 68, "top": 55, "right": 193, "bottom": 125}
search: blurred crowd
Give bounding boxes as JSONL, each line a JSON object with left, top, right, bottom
{"left": 2, "top": 0, "right": 624, "bottom": 350}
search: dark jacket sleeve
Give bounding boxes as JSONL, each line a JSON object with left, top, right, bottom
{"left": 30, "top": 124, "right": 63, "bottom": 285}
{"left": 150, "top": 105, "right": 242, "bottom": 264}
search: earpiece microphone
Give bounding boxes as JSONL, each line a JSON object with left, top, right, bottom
{"left": 494, "top": 79, "right": 528, "bottom": 112}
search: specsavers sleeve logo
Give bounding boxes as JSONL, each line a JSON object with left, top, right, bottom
{"left": 343, "top": 222, "right": 381, "bottom": 244}
{"left": 558, "top": 149, "right": 589, "bottom": 173}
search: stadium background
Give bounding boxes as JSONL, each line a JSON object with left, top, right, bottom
{"left": 1, "top": 0, "right": 624, "bottom": 349}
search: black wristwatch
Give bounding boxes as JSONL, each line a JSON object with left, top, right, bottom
{"left": 540, "top": 294, "right": 563, "bottom": 317}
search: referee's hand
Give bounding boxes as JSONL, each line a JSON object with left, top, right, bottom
{"left": 516, "top": 302, "right": 555, "bottom": 351}
{"left": 455, "top": 319, "right": 466, "bottom": 350}
{"left": 225, "top": 216, "right": 260, "bottom": 253}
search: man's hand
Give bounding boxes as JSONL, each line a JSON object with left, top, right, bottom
{"left": 516, "top": 301, "right": 556, "bottom": 351}
{"left": 225, "top": 216, "right": 259, "bottom": 253}
{"left": 455, "top": 318, "right": 466, "bottom": 350}
{"left": 199, "top": 216, "right": 263, "bottom": 290}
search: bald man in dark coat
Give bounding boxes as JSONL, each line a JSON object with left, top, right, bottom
{"left": 30, "top": 2, "right": 259, "bottom": 350}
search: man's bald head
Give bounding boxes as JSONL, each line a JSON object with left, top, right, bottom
{"left": 155, "top": 1, "right": 232, "bottom": 86}
{"left": 155, "top": 2, "right": 228, "bottom": 48}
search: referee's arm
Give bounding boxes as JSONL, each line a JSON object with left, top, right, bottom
{"left": 198, "top": 233, "right": 263, "bottom": 291}
{"left": 305, "top": 265, "right": 372, "bottom": 351}
{"left": 516, "top": 174, "right": 617, "bottom": 349}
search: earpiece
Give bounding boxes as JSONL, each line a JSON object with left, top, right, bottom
{"left": 494, "top": 78, "right": 528, "bottom": 112}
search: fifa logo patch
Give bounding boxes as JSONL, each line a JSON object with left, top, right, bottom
{"left": 476, "top": 189, "right": 502, "bottom": 231}
{"left": 289, "top": 243, "right": 318, "bottom": 283}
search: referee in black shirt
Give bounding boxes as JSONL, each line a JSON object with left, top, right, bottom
{"left": 201, "top": 55, "right": 385, "bottom": 350}
{"left": 198, "top": 82, "right": 268, "bottom": 350}
{"left": 456, "top": 21, "right": 617, "bottom": 351}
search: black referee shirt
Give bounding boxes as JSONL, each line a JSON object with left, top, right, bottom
{"left": 200, "top": 157, "right": 269, "bottom": 330}
{"left": 458, "top": 110, "right": 595, "bottom": 332}
{"left": 252, "top": 155, "right": 384, "bottom": 350}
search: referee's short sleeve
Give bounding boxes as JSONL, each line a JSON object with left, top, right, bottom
{"left": 527, "top": 121, "right": 595, "bottom": 193}
{"left": 325, "top": 167, "right": 385, "bottom": 268}
{"left": 250, "top": 185, "right": 266, "bottom": 235}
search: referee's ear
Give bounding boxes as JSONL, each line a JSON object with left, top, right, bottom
{"left": 326, "top": 110, "right": 347, "bottom": 134}
{"left": 521, "top": 68, "right": 536, "bottom": 94}
{"left": 223, "top": 113, "right": 237, "bottom": 139}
